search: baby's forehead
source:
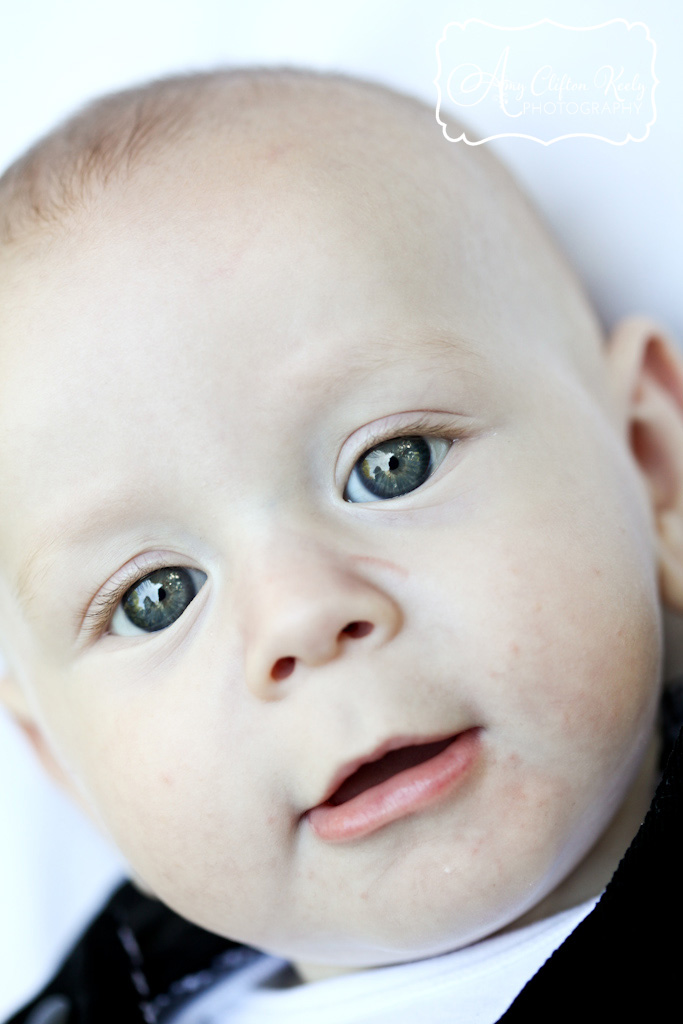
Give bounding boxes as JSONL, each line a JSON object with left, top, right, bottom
{"left": 4, "top": 95, "right": 569, "bottom": 314}
{"left": 0, "top": 76, "right": 606, "bottom": 441}
{"left": 0, "top": 75, "right": 539, "bottom": 286}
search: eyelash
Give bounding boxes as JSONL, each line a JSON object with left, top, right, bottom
{"left": 82, "top": 415, "right": 467, "bottom": 641}
{"left": 343, "top": 413, "right": 467, "bottom": 503}
{"left": 350, "top": 413, "right": 466, "bottom": 472}
{"left": 82, "top": 555, "right": 181, "bottom": 643}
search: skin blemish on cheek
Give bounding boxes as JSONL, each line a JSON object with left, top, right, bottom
{"left": 263, "top": 142, "right": 294, "bottom": 162}
{"left": 350, "top": 555, "right": 409, "bottom": 577}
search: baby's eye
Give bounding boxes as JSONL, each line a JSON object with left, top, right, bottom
{"left": 110, "top": 567, "right": 207, "bottom": 637}
{"left": 344, "top": 434, "right": 452, "bottom": 502}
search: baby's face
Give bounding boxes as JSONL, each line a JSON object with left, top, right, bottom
{"left": 0, "top": 122, "right": 663, "bottom": 972}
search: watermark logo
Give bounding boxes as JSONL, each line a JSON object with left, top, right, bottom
{"left": 435, "top": 18, "right": 658, "bottom": 144}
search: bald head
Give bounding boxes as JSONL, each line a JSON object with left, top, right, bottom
{"left": 0, "top": 67, "right": 434, "bottom": 246}
{"left": 0, "top": 66, "right": 604, "bottom": 389}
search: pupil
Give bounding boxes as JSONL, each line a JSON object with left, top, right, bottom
{"left": 123, "top": 567, "right": 197, "bottom": 633}
{"left": 388, "top": 455, "right": 399, "bottom": 471}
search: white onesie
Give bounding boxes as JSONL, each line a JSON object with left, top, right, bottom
{"left": 162, "top": 896, "right": 599, "bottom": 1024}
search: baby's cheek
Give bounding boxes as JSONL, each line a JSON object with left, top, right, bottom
{"left": 89, "top": 751, "right": 288, "bottom": 942}
{"left": 512, "top": 501, "right": 658, "bottom": 728}
{"left": 482, "top": 751, "right": 608, "bottom": 908}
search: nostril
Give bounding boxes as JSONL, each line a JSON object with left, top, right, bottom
{"left": 271, "top": 656, "right": 295, "bottom": 681}
{"left": 341, "top": 620, "right": 373, "bottom": 639}
{"left": 269, "top": 623, "right": 374, "bottom": 681}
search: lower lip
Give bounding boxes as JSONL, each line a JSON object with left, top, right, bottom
{"left": 305, "top": 728, "right": 481, "bottom": 843}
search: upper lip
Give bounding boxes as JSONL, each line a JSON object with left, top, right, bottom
{"left": 308, "top": 731, "right": 462, "bottom": 810}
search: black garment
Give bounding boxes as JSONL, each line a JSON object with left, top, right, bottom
{"left": 6, "top": 688, "right": 683, "bottom": 1024}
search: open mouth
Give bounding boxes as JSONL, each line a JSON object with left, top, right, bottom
{"left": 305, "top": 729, "right": 481, "bottom": 843}
{"left": 326, "top": 736, "right": 458, "bottom": 806}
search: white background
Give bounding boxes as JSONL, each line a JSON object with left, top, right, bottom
{"left": 0, "top": 0, "right": 680, "bottom": 1017}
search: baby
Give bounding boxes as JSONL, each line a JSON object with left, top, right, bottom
{"left": 0, "top": 66, "right": 682, "bottom": 1023}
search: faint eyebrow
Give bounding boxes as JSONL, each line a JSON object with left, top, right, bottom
{"left": 13, "top": 495, "right": 133, "bottom": 620}
{"left": 301, "top": 329, "right": 481, "bottom": 401}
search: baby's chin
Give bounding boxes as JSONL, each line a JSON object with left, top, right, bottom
{"left": 239, "top": 867, "right": 569, "bottom": 972}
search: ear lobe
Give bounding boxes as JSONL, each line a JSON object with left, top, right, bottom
{"left": 606, "top": 317, "right": 683, "bottom": 612}
{"left": 0, "top": 665, "right": 34, "bottom": 721}
{"left": 0, "top": 666, "right": 111, "bottom": 836}
{"left": 0, "top": 668, "right": 77, "bottom": 794}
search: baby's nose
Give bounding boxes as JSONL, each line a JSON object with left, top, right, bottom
{"left": 269, "top": 618, "right": 376, "bottom": 681}
{"left": 240, "top": 547, "right": 403, "bottom": 699}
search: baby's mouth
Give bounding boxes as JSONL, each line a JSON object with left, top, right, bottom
{"left": 305, "top": 730, "right": 481, "bottom": 842}
{"left": 326, "top": 736, "right": 457, "bottom": 805}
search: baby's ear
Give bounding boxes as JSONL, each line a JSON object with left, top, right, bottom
{"left": 0, "top": 668, "right": 77, "bottom": 795}
{"left": 0, "top": 662, "right": 33, "bottom": 724}
{"left": 605, "top": 316, "right": 683, "bottom": 612}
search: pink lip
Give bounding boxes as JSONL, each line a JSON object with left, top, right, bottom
{"left": 304, "top": 728, "right": 481, "bottom": 843}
